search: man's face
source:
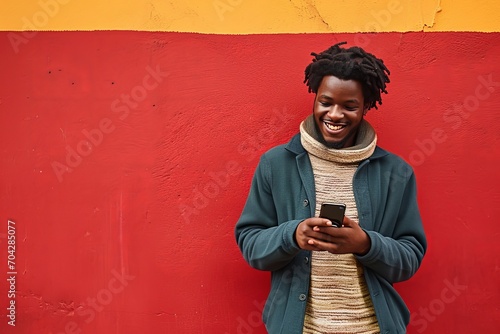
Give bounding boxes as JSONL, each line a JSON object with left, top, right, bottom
{"left": 313, "top": 75, "right": 366, "bottom": 149}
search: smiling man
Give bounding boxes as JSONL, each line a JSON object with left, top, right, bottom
{"left": 235, "top": 42, "right": 427, "bottom": 334}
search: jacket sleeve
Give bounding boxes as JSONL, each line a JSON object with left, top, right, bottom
{"left": 235, "top": 154, "right": 303, "bottom": 271}
{"left": 356, "top": 171, "right": 427, "bottom": 283}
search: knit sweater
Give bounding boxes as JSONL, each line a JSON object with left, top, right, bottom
{"left": 300, "top": 115, "right": 380, "bottom": 334}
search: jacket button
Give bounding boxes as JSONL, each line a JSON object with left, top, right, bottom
{"left": 299, "top": 294, "right": 307, "bottom": 301}
{"left": 303, "top": 199, "right": 309, "bottom": 207}
{"left": 304, "top": 257, "right": 309, "bottom": 264}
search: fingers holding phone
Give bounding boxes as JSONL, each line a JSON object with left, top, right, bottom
{"left": 295, "top": 203, "right": 345, "bottom": 250}
{"left": 295, "top": 217, "right": 333, "bottom": 250}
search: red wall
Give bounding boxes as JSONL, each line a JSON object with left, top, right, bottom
{"left": 1, "top": 32, "right": 499, "bottom": 333}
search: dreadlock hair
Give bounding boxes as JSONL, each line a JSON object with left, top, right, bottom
{"left": 304, "top": 41, "right": 390, "bottom": 110}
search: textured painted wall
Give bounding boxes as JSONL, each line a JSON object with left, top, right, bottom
{"left": 1, "top": 1, "right": 499, "bottom": 334}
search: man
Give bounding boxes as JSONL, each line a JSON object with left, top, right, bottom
{"left": 235, "top": 42, "right": 427, "bottom": 333}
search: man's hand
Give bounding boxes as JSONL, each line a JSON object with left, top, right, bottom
{"left": 295, "top": 216, "right": 371, "bottom": 255}
{"left": 295, "top": 218, "right": 334, "bottom": 251}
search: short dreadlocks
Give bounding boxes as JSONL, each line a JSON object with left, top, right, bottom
{"left": 304, "top": 42, "right": 390, "bottom": 110}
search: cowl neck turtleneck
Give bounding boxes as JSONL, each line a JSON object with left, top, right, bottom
{"left": 300, "top": 114, "right": 377, "bottom": 164}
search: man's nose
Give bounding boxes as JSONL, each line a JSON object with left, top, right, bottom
{"left": 327, "top": 105, "right": 343, "bottom": 119}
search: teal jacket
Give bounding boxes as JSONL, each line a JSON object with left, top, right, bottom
{"left": 235, "top": 133, "right": 427, "bottom": 334}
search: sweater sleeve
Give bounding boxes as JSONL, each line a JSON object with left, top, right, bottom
{"left": 235, "top": 154, "right": 303, "bottom": 271}
{"left": 356, "top": 171, "right": 427, "bottom": 283}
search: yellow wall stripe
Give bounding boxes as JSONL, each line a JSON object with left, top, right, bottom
{"left": 1, "top": 0, "right": 499, "bottom": 33}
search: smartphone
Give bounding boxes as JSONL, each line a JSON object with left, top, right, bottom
{"left": 319, "top": 203, "right": 346, "bottom": 227}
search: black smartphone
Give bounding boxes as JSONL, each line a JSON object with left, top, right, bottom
{"left": 319, "top": 203, "right": 346, "bottom": 227}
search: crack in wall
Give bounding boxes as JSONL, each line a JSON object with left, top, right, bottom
{"left": 289, "top": 0, "right": 333, "bottom": 31}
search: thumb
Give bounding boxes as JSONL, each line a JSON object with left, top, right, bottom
{"left": 342, "top": 215, "right": 358, "bottom": 227}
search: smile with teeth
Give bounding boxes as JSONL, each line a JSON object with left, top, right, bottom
{"left": 324, "top": 122, "right": 345, "bottom": 131}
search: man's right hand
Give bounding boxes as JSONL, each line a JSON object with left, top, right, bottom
{"left": 294, "top": 218, "right": 334, "bottom": 251}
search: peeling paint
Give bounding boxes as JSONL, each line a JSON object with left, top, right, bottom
{"left": 423, "top": 0, "right": 443, "bottom": 30}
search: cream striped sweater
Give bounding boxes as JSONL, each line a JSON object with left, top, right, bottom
{"left": 300, "top": 116, "right": 380, "bottom": 334}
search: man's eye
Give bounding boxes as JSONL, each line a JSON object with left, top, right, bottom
{"left": 320, "top": 102, "right": 331, "bottom": 107}
{"left": 345, "top": 106, "right": 358, "bottom": 111}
